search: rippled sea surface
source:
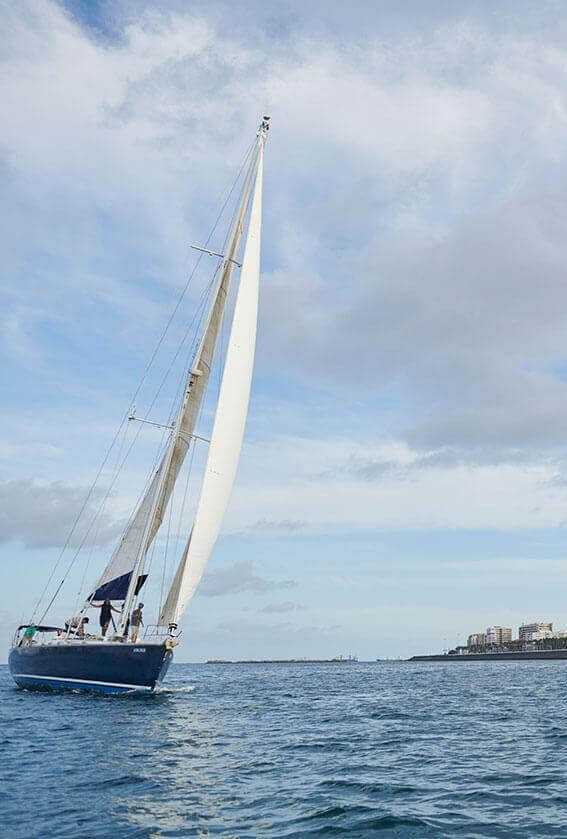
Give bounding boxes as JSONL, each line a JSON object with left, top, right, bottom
{"left": 2, "top": 661, "right": 567, "bottom": 837}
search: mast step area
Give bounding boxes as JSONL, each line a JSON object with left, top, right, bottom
{"left": 9, "top": 641, "right": 173, "bottom": 694}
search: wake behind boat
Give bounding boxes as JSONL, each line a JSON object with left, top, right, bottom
{"left": 9, "top": 117, "right": 270, "bottom": 694}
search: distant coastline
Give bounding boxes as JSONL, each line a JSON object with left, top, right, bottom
{"left": 410, "top": 649, "right": 567, "bottom": 662}
{"left": 206, "top": 656, "right": 359, "bottom": 664}
{"left": 415, "top": 621, "right": 567, "bottom": 661}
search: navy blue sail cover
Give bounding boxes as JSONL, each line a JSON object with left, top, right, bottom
{"left": 90, "top": 572, "right": 148, "bottom": 602}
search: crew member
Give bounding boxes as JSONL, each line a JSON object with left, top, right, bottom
{"left": 21, "top": 625, "right": 37, "bottom": 646}
{"left": 93, "top": 598, "right": 121, "bottom": 637}
{"left": 77, "top": 616, "right": 89, "bottom": 639}
{"left": 130, "top": 603, "right": 144, "bottom": 643}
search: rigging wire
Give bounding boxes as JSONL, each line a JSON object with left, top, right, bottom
{"left": 173, "top": 442, "right": 196, "bottom": 563}
{"left": 162, "top": 235, "right": 238, "bottom": 618}
{"left": 100, "top": 144, "right": 259, "bottom": 617}
{"left": 33, "top": 139, "right": 256, "bottom": 625}
{"left": 172, "top": 377, "right": 207, "bottom": 557}
{"left": 143, "top": 535, "right": 158, "bottom": 591}
{"left": 157, "top": 309, "right": 210, "bottom": 621}
{"left": 158, "top": 475, "right": 176, "bottom": 620}
{"left": 69, "top": 413, "right": 134, "bottom": 622}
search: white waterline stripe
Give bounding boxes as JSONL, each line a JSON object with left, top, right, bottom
{"left": 13, "top": 674, "right": 153, "bottom": 691}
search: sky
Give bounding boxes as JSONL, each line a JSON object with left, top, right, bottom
{"left": 3, "top": 0, "right": 567, "bottom": 661}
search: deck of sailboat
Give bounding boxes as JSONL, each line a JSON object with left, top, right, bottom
{"left": 9, "top": 638, "right": 173, "bottom": 694}
{"left": 12, "top": 638, "right": 169, "bottom": 647}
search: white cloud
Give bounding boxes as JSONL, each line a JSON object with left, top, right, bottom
{"left": 224, "top": 435, "right": 567, "bottom": 533}
{"left": 4, "top": 2, "right": 567, "bottom": 443}
{"left": 0, "top": 479, "right": 121, "bottom": 549}
{"left": 259, "top": 601, "right": 301, "bottom": 614}
{"left": 199, "top": 559, "right": 296, "bottom": 597}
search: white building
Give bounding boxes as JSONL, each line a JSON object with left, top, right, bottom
{"left": 485, "top": 626, "right": 512, "bottom": 645}
{"left": 467, "top": 633, "right": 486, "bottom": 648}
{"left": 519, "top": 622, "right": 553, "bottom": 640}
{"left": 524, "top": 630, "right": 554, "bottom": 641}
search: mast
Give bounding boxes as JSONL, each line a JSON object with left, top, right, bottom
{"left": 160, "top": 116, "right": 269, "bottom": 629}
{"left": 112, "top": 142, "right": 261, "bottom": 635}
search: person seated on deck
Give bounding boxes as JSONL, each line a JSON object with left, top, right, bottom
{"left": 76, "top": 617, "right": 89, "bottom": 639}
{"left": 20, "top": 625, "right": 37, "bottom": 646}
{"left": 130, "top": 603, "right": 144, "bottom": 643}
{"left": 64, "top": 616, "right": 81, "bottom": 636}
{"left": 92, "top": 598, "right": 121, "bottom": 637}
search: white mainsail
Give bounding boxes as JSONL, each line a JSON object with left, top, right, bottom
{"left": 160, "top": 132, "right": 265, "bottom": 627}
{"left": 89, "top": 149, "right": 259, "bottom": 604}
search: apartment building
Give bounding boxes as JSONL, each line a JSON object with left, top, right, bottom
{"left": 467, "top": 633, "right": 486, "bottom": 648}
{"left": 519, "top": 622, "right": 553, "bottom": 641}
{"left": 485, "top": 626, "right": 512, "bottom": 645}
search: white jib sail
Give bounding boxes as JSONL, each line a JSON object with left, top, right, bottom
{"left": 161, "top": 139, "right": 264, "bottom": 626}
{"left": 89, "top": 152, "right": 258, "bottom": 604}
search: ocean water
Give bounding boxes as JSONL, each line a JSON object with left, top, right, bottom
{"left": 2, "top": 661, "right": 567, "bottom": 838}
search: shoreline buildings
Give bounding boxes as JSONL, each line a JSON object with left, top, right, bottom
{"left": 466, "top": 621, "right": 566, "bottom": 650}
{"left": 413, "top": 619, "right": 567, "bottom": 662}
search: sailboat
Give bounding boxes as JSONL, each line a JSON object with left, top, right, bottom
{"left": 9, "top": 117, "right": 270, "bottom": 693}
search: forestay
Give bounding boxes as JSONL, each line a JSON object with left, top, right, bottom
{"left": 89, "top": 150, "right": 259, "bottom": 605}
{"left": 160, "top": 132, "right": 265, "bottom": 627}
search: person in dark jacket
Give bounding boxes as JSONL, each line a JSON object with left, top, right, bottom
{"left": 93, "top": 598, "right": 120, "bottom": 636}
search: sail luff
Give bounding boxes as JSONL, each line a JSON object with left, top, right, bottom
{"left": 160, "top": 133, "right": 265, "bottom": 627}
{"left": 141, "top": 147, "right": 260, "bottom": 550}
{"left": 89, "top": 148, "right": 259, "bottom": 609}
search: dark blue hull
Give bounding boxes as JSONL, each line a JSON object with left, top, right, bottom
{"left": 9, "top": 641, "right": 173, "bottom": 694}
